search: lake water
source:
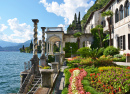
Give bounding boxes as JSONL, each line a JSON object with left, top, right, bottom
{"left": 0, "top": 52, "right": 41, "bottom": 94}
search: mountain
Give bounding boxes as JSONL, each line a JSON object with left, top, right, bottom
{"left": 0, "top": 40, "right": 19, "bottom": 47}
{"left": 0, "top": 39, "right": 33, "bottom": 51}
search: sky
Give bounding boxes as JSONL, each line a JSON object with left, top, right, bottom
{"left": 0, "top": 0, "right": 96, "bottom": 43}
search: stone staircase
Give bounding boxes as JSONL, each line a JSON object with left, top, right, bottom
{"left": 27, "top": 75, "right": 41, "bottom": 94}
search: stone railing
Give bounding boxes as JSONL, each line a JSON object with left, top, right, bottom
{"left": 47, "top": 27, "right": 63, "bottom": 31}
{"left": 24, "top": 61, "right": 31, "bottom": 71}
{"left": 18, "top": 64, "right": 34, "bottom": 93}
{"left": 35, "top": 62, "right": 60, "bottom": 94}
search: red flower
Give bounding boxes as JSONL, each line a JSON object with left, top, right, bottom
{"left": 119, "top": 87, "right": 121, "bottom": 92}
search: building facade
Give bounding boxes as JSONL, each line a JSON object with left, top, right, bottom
{"left": 101, "top": 0, "right": 130, "bottom": 54}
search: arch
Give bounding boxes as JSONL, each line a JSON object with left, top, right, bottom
{"left": 124, "top": 0, "right": 129, "bottom": 17}
{"left": 115, "top": 9, "right": 119, "bottom": 23}
{"left": 46, "top": 35, "right": 62, "bottom": 42}
{"left": 119, "top": 5, "right": 124, "bottom": 20}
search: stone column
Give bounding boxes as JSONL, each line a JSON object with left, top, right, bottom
{"left": 40, "top": 69, "right": 54, "bottom": 88}
{"left": 49, "top": 42, "right": 51, "bottom": 54}
{"left": 30, "top": 19, "right": 39, "bottom": 74}
{"left": 46, "top": 42, "right": 48, "bottom": 59}
{"left": 40, "top": 27, "right": 47, "bottom": 66}
{"left": 51, "top": 62, "right": 59, "bottom": 73}
{"left": 61, "top": 41, "right": 63, "bottom": 53}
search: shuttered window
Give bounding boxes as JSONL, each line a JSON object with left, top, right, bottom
{"left": 117, "top": 37, "right": 120, "bottom": 48}
{"left": 128, "top": 34, "right": 130, "bottom": 50}
{"left": 123, "top": 35, "right": 125, "bottom": 50}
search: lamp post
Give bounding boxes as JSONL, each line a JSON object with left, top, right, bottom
{"left": 70, "top": 46, "right": 72, "bottom": 58}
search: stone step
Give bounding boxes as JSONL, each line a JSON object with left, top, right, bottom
{"left": 32, "top": 81, "right": 40, "bottom": 84}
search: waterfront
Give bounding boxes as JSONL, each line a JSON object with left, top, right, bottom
{"left": 0, "top": 51, "right": 41, "bottom": 94}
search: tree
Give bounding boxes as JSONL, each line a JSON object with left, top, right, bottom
{"left": 73, "top": 32, "right": 82, "bottom": 49}
{"left": 22, "top": 45, "right": 25, "bottom": 50}
{"left": 30, "top": 40, "right": 33, "bottom": 50}
{"left": 78, "top": 12, "right": 80, "bottom": 24}
{"left": 96, "top": 25, "right": 103, "bottom": 47}
{"left": 74, "top": 13, "right": 77, "bottom": 24}
{"left": 102, "top": 10, "right": 113, "bottom": 46}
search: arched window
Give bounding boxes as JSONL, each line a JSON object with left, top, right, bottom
{"left": 115, "top": 9, "right": 119, "bottom": 23}
{"left": 119, "top": 5, "right": 124, "bottom": 20}
{"left": 124, "top": 0, "right": 129, "bottom": 17}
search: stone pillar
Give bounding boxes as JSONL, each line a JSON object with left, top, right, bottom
{"left": 46, "top": 42, "right": 48, "bottom": 59}
{"left": 40, "top": 27, "right": 47, "bottom": 66}
{"left": 61, "top": 41, "right": 63, "bottom": 53}
{"left": 49, "top": 42, "right": 51, "bottom": 54}
{"left": 51, "top": 62, "right": 59, "bottom": 73}
{"left": 30, "top": 19, "right": 39, "bottom": 74}
{"left": 40, "top": 69, "right": 54, "bottom": 88}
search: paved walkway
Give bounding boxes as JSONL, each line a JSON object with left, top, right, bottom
{"left": 114, "top": 62, "right": 130, "bottom": 66}
{"left": 51, "top": 62, "right": 68, "bottom": 94}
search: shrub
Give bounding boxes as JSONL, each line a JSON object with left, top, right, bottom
{"left": 98, "top": 66, "right": 121, "bottom": 71}
{"left": 114, "top": 54, "right": 123, "bottom": 58}
{"left": 80, "top": 58, "right": 94, "bottom": 66}
{"left": 95, "top": 55, "right": 116, "bottom": 67}
{"left": 65, "top": 53, "right": 71, "bottom": 58}
{"left": 77, "top": 47, "right": 91, "bottom": 58}
{"left": 64, "top": 69, "right": 71, "bottom": 87}
{"left": 61, "top": 87, "right": 68, "bottom": 94}
{"left": 97, "top": 47, "right": 105, "bottom": 58}
{"left": 103, "top": 46, "right": 119, "bottom": 56}
{"left": 47, "top": 55, "right": 55, "bottom": 63}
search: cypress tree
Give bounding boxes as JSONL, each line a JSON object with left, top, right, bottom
{"left": 22, "top": 45, "right": 24, "bottom": 50}
{"left": 74, "top": 13, "right": 77, "bottom": 24}
{"left": 78, "top": 12, "right": 80, "bottom": 24}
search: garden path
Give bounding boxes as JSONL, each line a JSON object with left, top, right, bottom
{"left": 51, "top": 61, "right": 68, "bottom": 94}
{"left": 114, "top": 62, "right": 130, "bottom": 66}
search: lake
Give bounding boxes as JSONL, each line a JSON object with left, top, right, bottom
{"left": 0, "top": 52, "right": 41, "bottom": 94}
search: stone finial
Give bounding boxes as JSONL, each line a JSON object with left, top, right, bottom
{"left": 32, "top": 19, "right": 39, "bottom": 25}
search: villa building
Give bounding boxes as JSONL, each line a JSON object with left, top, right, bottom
{"left": 84, "top": 9, "right": 103, "bottom": 33}
{"left": 101, "top": 0, "right": 130, "bottom": 54}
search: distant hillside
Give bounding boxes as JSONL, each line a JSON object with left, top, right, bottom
{"left": 0, "top": 40, "right": 19, "bottom": 47}
{"left": 81, "top": 0, "right": 110, "bottom": 28}
{"left": 0, "top": 39, "right": 33, "bottom": 51}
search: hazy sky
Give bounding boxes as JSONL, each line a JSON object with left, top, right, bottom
{"left": 0, "top": 0, "right": 95, "bottom": 43}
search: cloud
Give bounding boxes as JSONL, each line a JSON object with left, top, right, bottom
{"left": 0, "top": 18, "right": 33, "bottom": 43}
{"left": 40, "top": 0, "right": 94, "bottom": 24}
{"left": 0, "top": 24, "right": 8, "bottom": 32}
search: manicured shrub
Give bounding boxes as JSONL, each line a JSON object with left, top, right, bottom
{"left": 114, "top": 54, "right": 123, "bottom": 58}
{"left": 95, "top": 55, "right": 116, "bottom": 67}
{"left": 64, "top": 69, "right": 71, "bottom": 87}
{"left": 65, "top": 53, "right": 71, "bottom": 58}
{"left": 61, "top": 87, "right": 68, "bottom": 94}
{"left": 80, "top": 58, "right": 94, "bottom": 66}
{"left": 97, "top": 47, "right": 105, "bottom": 58}
{"left": 113, "top": 56, "right": 126, "bottom": 62}
{"left": 77, "top": 47, "right": 91, "bottom": 58}
{"left": 103, "top": 46, "right": 119, "bottom": 56}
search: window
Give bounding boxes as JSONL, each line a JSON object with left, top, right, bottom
{"left": 115, "top": 9, "right": 119, "bottom": 23}
{"left": 117, "top": 0, "right": 121, "bottom": 3}
{"left": 124, "top": 0, "right": 129, "bottom": 17}
{"left": 91, "top": 25, "right": 93, "bottom": 29}
{"left": 117, "top": 35, "right": 126, "bottom": 50}
{"left": 119, "top": 5, "right": 124, "bottom": 20}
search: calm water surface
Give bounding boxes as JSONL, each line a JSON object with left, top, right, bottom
{"left": 0, "top": 52, "right": 41, "bottom": 94}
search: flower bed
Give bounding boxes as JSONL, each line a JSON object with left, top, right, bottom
{"left": 68, "top": 68, "right": 90, "bottom": 94}
{"left": 89, "top": 67, "right": 130, "bottom": 94}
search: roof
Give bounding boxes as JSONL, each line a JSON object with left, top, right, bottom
{"left": 101, "top": 0, "right": 115, "bottom": 13}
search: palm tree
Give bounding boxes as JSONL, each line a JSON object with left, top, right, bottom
{"left": 102, "top": 10, "right": 113, "bottom": 46}
{"left": 73, "top": 32, "right": 82, "bottom": 49}
{"left": 96, "top": 25, "right": 103, "bottom": 47}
